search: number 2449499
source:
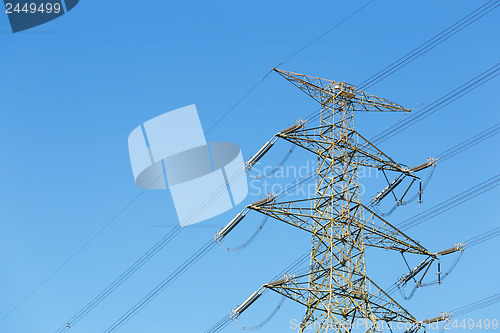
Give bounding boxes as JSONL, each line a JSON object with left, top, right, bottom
{"left": 443, "top": 319, "right": 498, "bottom": 330}
{"left": 5, "top": 2, "right": 62, "bottom": 14}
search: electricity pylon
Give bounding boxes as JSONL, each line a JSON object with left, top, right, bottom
{"left": 216, "top": 69, "right": 458, "bottom": 332}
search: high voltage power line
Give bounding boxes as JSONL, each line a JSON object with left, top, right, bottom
{"left": 201, "top": 123, "right": 500, "bottom": 333}
{"left": 54, "top": 87, "right": 499, "bottom": 332}
{"left": 451, "top": 293, "right": 500, "bottom": 318}
{"left": 54, "top": 166, "right": 249, "bottom": 332}
{"left": 370, "top": 62, "right": 500, "bottom": 145}
{"left": 204, "top": 176, "right": 500, "bottom": 332}
{"left": 99, "top": 151, "right": 492, "bottom": 331}
{"left": 103, "top": 82, "right": 499, "bottom": 332}
{"left": 303, "top": 61, "right": 500, "bottom": 140}
{"left": 465, "top": 227, "right": 500, "bottom": 248}
{"left": 53, "top": 226, "right": 182, "bottom": 333}
{"left": 357, "top": 0, "right": 500, "bottom": 90}
{"left": 207, "top": 221, "right": 500, "bottom": 333}
{"left": 303, "top": 1, "right": 500, "bottom": 123}
{"left": 207, "top": 290, "right": 500, "bottom": 333}
{"left": 437, "top": 123, "right": 500, "bottom": 162}
{"left": 205, "top": 0, "right": 375, "bottom": 134}
{"left": 11, "top": 1, "right": 492, "bottom": 330}
{"left": 116, "top": 152, "right": 496, "bottom": 331}
{"left": 202, "top": 108, "right": 499, "bottom": 333}
{"left": 202, "top": 66, "right": 499, "bottom": 332}
{"left": 305, "top": 61, "right": 499, "bottom": 128}
{"left": 52, "top": 92, "right": 499, "bottom": 332}
{"left": 396, "top": 174, "right": 500, "bottom": 231}
{"left": 103, "top": 239, "right": 216, "bottom": 333}
{"left": 204, "top": 252, "right": 310, "bottom": 333}
{"left": 0, "top": 3, "right": 375, "bottom": 325}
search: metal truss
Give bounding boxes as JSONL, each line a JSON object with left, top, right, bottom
{"left": 258, "top": 69, "right": 432, "bottom": 332}
{"left": 217, "top": 69, "right": 453, "bottom": 333}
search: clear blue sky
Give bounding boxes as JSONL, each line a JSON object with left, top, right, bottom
{"left": 0, "top": 1, "right": 499, "bottom": 332}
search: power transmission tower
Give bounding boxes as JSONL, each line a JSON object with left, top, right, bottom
{"left": 216, "top": 69, "right": 459, "bottom": 333}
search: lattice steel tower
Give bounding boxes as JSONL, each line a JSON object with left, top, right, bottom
{"left": 216, "top": 69, "right": 457, "bottom": 333}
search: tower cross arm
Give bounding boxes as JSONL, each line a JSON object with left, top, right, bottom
{"left": 249, "top": 197, "right": 319, "bottom": 234}
{"left": 349, "top": 130, "right": 413, "bottom": 173}
{"left": 274, "top": 68, "right": 411, "bottom": 113}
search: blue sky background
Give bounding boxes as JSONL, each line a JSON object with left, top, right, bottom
{"left": 0, "top": 1, "right": 499, "bottom": 332}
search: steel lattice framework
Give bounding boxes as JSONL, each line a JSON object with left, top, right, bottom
{"left": 217, "top": 69, "right": 455, "bottom": 333}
